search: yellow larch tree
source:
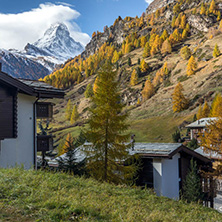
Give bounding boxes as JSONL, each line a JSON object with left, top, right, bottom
{"left": 143, "top": 42, "right": 151, "bottom": 58}
{"left": 140, "top": 36, "right": 147, "bottom": 48}
{"left": 202, "top": 101, "right": 210, "bottom": 118}
{"left": 200, "top": 3, "right": 206, "bottom": 15}
{"left": 93, "top": 76, "right": 99, "bottom": 94}
{"left": 197, "top": 104, "right": 203, "bottom": 120}
{"left": 186, "top": 56, "right": 197, "bottom": 76}
{"left": 219, "top": 20, "right": 222, "bottom": 32}
{"left": 180, "top": 14, "right": 186, "bottom": 29}
{"left": 161, "top": 38, "right": 172, "bottom": 55}
{"left": 172, "top": 82, "right": 189, "bottom": 113}
{"left": 70, "top": 105, "right": 79, "bottom": 125}
{"left": 65, "top": 99, "right": 72, "bottom": 121}
{"left": 209, "top": 0, "right": 216, "bottom": 14}
{"left": 59, "top": 133, "right": 74, "bottom": 155}
{"left": 161, "top": 30, "right": 169, "bottom": 41}
{"left": 213, "top": 44, "right": 220, "bottom": 58}
{"left": 142, "top": 78, "right": 155, "bottom": 101}
{"left": 112, "top": 50, "right": 120, "bottom": 63}
{"left": 130, "top": 69, "right": 139, "bottom": 86}
{"left": 211, "top": 93, "right": 222, "bottom": 117}
{"left": 140, "top": 59, "right": 149, "bottom": 72}
{"left": 180, "top": 46, "right": 191, "bottom": 60}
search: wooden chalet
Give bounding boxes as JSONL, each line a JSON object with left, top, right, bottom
{"left": 0, "top": 64, "right": 64, "bottom": 169}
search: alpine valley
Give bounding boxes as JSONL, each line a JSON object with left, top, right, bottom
{"left": 44, "top": 0, "right": 222, "bottom": 145}
{"left": 0, "top": 22, "right": 84, "bottom": 79}
{"left": 3, "top": 0, "right": 222, "bottom": 144}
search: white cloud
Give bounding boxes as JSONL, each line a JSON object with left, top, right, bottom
{"left": 145, "top": 0, "right": 153, "bottom": 4}
{"left": 0, "top": 3, "right": 91, "bottom": 50}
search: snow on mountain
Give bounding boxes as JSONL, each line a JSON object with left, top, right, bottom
{"left": 25, "top": 22, "right": 84, "bottom": 63}
{"left": 0, "top": 49, "right": 50, "bottom": 79}
{"left": 0, "top": 22, "right": 85, "bottom": 80}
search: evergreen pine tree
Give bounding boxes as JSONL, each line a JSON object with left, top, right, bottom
{"left": 70, "top": 105, "right": 79, "bottom": 124}
{"left": 65, "top": 99, "right": 72, "bottom": 121}
{"left": 58, "top": 132, "right": 86, "bottom": 175}
{"left": 172, "top": 82, "right": 189, "bottom": 112}
{"left": 213, "top": 44, "right": 220, "bottom": 58}
{"left": 85, "top": 62, "right": 138, "bottom": 183}
{"left": 128, "top": 57, "right": 132, "bottom": 66}
{"left": 183, "top": 159, "right": 203, "bottom": 203}
{"left": 187, "top": 56, "right": 197, "bottom": 76}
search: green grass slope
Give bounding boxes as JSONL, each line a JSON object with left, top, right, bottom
{"left": 0, "top": 168, "right": 221, "bottom": 222}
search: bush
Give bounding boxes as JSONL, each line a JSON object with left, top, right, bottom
{"left": 172, "top": 130, "right": 181, "bottom": 142}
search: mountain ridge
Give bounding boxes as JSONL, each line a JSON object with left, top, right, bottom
{"left": 0, "top": 23, "right": 84, "bottom": 79}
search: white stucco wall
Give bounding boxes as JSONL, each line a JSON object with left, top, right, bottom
{"left": 162, "top": 153, "right": 180, "bottom": 199}
{"left": 153, "top": 159, "right": 162, "bottom": 196}
{"left": 153, "top": 154, "right": 180, "bottom": 200}
{"left": 0, "top": 93, "right": 36, "bottom": 169}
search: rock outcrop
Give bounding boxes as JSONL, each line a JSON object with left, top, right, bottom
{"left": 146, "top": 0, "right": 176, "bottom": 15}
{"left": 187, "top": 15, "right": 214, "bottom": 33}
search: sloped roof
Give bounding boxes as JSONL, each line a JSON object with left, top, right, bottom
{"left": 195, "top": 147, "right": 222, "bottom": 161}
{"left": 186, "top": 118, "right": 217, "bottom": 129}
{"left": 129, "top": 143, "right": 182, "bottom": 157}
{"left": 0, "top": 67, "right": 64, "bottom": 98}
{"left": 49, "top": 143, "right": 211, "bottom": 166}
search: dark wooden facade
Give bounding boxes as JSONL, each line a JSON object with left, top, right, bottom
{"left": 0, "top": 83, "right": 17, "bottom": 139}
{"left": 136, "top": 158, "right": 154, "bottom": 188}
{"left": 36, "top": 102, "right": 53, "bottom": 119}
{"left": 37, "top": 135, "right": 53, "bottom": 152}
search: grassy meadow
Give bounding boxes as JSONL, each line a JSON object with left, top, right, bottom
{"left": 0, "top": 168, "right": 222, "bottom": 222}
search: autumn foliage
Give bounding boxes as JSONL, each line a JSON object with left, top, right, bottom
{"left": 172, "top": 82, "right": 189, "bottom": 112}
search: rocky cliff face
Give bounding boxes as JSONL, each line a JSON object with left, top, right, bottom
{"left": 82, "top": 18, "right": 126, "bottom": 58}
{"left": 146, "top": 0, "right": 176, "bottom": 14}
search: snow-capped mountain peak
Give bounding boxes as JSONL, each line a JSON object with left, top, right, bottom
{"left": 25, "top": 22, "right": 84, "bottom": 63}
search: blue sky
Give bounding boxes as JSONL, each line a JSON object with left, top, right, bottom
{"left": 0, "top": 0, "right": 151, "bottom": 49}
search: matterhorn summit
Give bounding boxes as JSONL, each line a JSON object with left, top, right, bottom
{"left": 0, "top": 22, "right": 85, "bottom": 79}
{"left": 25, "top": 22, "right": 84, "bottom": 63}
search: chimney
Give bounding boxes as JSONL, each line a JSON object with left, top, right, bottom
{"left": 131, "top": 134, "right": 135, "bottom": 151}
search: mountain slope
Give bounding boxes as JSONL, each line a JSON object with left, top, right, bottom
{"left": 45, "top": 0, "right": 222, "bottom": 142}
{"left": 0, "top": 49, "right": 50, "bottom": 79}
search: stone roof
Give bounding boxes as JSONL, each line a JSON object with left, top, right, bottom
{"left": 129, "top": 143, "right": 182, "bottom": 156}
{"left": 19, "top": 79, "right": 64, "bottom": 94}
{"left": 195, "top": 147, "right": 222, "bottom": 160}
{"left": 186, "top": 118, "right": 217, "bottom": 129}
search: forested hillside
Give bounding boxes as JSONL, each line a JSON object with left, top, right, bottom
{"left": 42, "top": 0, "right": 222, "bottom": 143}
